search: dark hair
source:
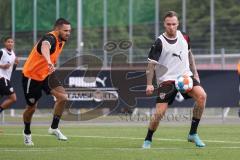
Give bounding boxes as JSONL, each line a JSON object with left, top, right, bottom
{"left": 54, "top": 18, "right": 71, "bottom": 28}
{"left": 3, "top": 36, "right": 13, "bottom": 42}
{"left": 164, "top": 11, "right": 178, "bottom": 20}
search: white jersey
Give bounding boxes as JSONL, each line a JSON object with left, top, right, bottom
{"left": 0, "top": 48, "right": 16, "bottom": 80}
{"left": 155, "top": 30, "right": 192, "bottom": 84}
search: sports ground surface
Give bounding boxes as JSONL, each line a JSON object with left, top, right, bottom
{"left": 0, "top": 124, "right": 240, "bottom": 160}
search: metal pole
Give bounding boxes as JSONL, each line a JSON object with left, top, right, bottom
{"left": 182, "top": 0, "right": 186, "bottom": 32}
{"left": 1, "top": 111, "right": 5, "bottom": 124}
{"left": 155, "top": 0, "right": 159, "bottom": 38}
{"left": 221, "top": 48, "right": 225, "bottom": 69}
{"left": 56, "top": 0, "right": 60, "bottom": 67}
{"left": 11, "top": 0, "right": 15, "bottom": 42}
{"left": 33, "top": 0, "right": 37, "bottom": 45}
{"left": 210, "top": 0, "right": 215, "bottom": 63}
{"left": 129, "top": 0, "right": 133, "bottom": 64}
{"left": 103, "top": 0, "right": 108, "bottom": 68}
{"left": 221, "top": 107, "right": 225, "bottom": 124}
{"left": 77, "top": 0, "right": 83, "bottom": 65}
{"left": 56, "top": 0, "right": 60, "bottom": 19}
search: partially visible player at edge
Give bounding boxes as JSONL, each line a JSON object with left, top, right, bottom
{"left": 142, "top": 11, "right": 207, "bottom": 148}
{"left": 0, "top": 37, "right": 18, "bottom": 114}
{"left": 22, "top": 18, "right": 71, "bottom": 146}
{"left": 237, "top": 61, "right": 240, "bottom": 117}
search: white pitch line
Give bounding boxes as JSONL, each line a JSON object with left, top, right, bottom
{"left": 204, "top": 139, "right": 240, "bottom": 144}
{"left": 0, "top": 148, "right": 59, "bottom": 152}
{"left": 156, "top": 138, "right": 240, "bottom": 144}
{"left": 2, "top": 133, "right": 240, "bottom": 144}
{"left": 1, "top": 146, "right": 240, "bottom": 152}
{"left": 77, "top": 146, "right": 240, "bottom": 150}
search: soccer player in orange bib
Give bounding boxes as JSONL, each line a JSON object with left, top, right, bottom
{"left": 22, "top": 18, "right": 71, "bottom": 146}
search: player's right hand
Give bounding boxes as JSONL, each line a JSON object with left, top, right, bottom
{"left": 48, "top": 63, "right": 55, "bottom": 74}
{"left": 146, "top": 85, "right": 154, "bottom": 96}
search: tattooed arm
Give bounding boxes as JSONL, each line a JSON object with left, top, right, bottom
{"left": 146, "top": 38, "right": 162, "bottom": 95}
{"left": 188, "top": 49, "right": 200, "bottom": 82}
{"left": 146, "top": 62, "right": 156, "bottom": 95}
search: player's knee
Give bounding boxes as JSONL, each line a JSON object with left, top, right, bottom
{"left": 56, "top": 93, "right": 68, "bottom": 102}
{"left": 197, "top": 92, "right": 207, "bottom": 106}
{"left": 26, "top": 105, "right": 36, "bottom": 113}
{"left": 12, "top": 97, "right": 17, "bottom": 103}
{"left": 151, "top": 116, "right": 160, "bottom": 125}
{"left": 154, "top": 112, "right": 164, "bottom": 121}
{"left": 10, "top": 94, "right": 17, "bottom": 103}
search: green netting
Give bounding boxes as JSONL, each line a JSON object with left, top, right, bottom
{"left": 14, "top": 0, "right": 155, "bottom": 31}
{"left": 15, "top": 0, "right": 33, "bottom": 31}
{"left": 37, "top": 0, "right": 56, "bottom": 30}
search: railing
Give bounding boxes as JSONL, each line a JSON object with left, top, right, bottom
{"left": 16, "top": 48, "right": 240, "bottom": 70}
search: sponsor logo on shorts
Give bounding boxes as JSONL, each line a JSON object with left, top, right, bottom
{"left": 28, "top": 98, "right": 35, "bottom": 104}
{"left": 159, "top": 93, "right": 166, "bottom": 99}
{"left": 9, "top": 87, "right": 14, "bottom": 92}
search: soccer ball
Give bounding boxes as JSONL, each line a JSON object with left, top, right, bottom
{"left": 175, "top": 75, "right": 193, "bottom": 93}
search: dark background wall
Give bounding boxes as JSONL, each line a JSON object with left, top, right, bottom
{"left": 8, "top": 70, "right": 239, "bottom": 110}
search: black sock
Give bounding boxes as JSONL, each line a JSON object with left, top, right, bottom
{"left": 145, "top": 128, "right": 155, "bottom": 142}
{"left": 189, "top": 117, "right": 200, "bottom": 135}
{"left": 51, "top": 115, "right": 61, "bottom": 129}
{"left": 24, "top": 122, "right": 31, "bottom": 135}
{"left": 0, "top": 106, "right": 4, "bottom": 113}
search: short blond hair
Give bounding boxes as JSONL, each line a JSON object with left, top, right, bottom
{"left": 164, "top": 11, "right": 178, "bottom": 20}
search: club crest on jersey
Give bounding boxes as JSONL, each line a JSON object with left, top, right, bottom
{"left": 159, "top": 93, "right": 166, "bottom": 99}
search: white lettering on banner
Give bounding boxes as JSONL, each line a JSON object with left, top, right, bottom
{"left": 69, "top": 77, "right": 107, "bottom": 87}
{"left": 67, "top": 76, "right": 118, "bottom": 102}
{"left": 67, "top": 90, "right": 118, "bottom": 102}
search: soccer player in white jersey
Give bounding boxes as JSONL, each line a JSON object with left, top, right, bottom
{"left": 142, "top": 11, "right": 207, "bottom": 148}
{"left": 0, "top": 37, "right": 18, "bottom": 113}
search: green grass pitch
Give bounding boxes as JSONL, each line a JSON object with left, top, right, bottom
{"left": 0, "top": 124, "right": 240, "bottom": 160}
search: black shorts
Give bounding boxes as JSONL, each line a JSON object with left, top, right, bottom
{"left": 156, "top": 76, "right": 200, "bottom": 105}
{"left": 0, "top": 77, "right": 15, "bottom": 96}
{"left": 22, "top": 73, "right": 62, "bottom": 106}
